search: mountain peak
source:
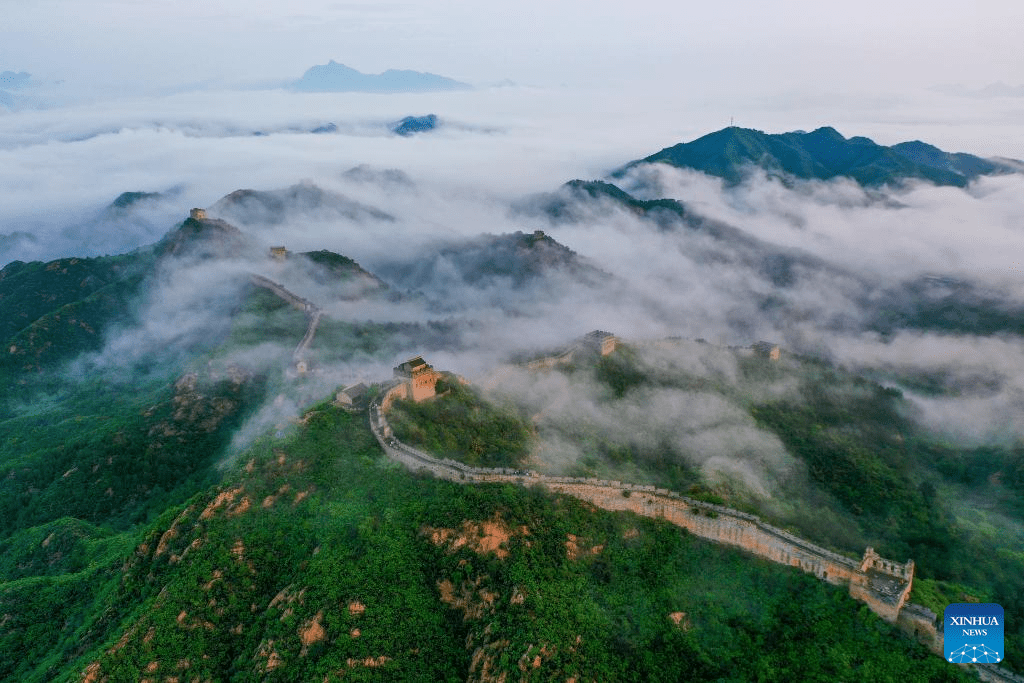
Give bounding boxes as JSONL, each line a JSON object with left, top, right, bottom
{"left": 292, "top": 62, "right": 470, "bottom": 93}
{"left": 620, "top": 126, "right": 1014, "bottom": 188}
{"left": 392, "top": 114, "right": 439, "bottom": 136}
{"left": 806, "top": 126, "right": 844, "bottom": 140}
{"left": 210, "top": 182, "right": 394, "bottom": 226}
{"left": 109, "top": 191, "right": 162, "bottom": 211}
{"left": 155, "top": 211, "right": 252, "bottom": 260}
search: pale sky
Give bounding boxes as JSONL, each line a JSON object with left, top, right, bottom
{"left": 3, "top": 0, "right": 1022, "bottom": 93}
{"left": 2, "top": 0, "right": 1023, "bottom": 268}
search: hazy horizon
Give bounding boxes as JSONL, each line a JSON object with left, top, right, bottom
{"left": 4, "top": 1, "right": 1023, "bottom": 92}
{"left": 3, "top": 1, "right": 1023, "bottom": 266}
{"left": 4, "top": 0, "right": 1024, "bottom": 449}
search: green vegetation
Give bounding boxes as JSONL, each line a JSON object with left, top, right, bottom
{"left": 0, "top": 252, "right": 149, "bottom": 344}
{"left": 522, "top": 341, "right": 1024, "bottom": 670}
{"left": 380, "top": 230, "right": 604, "bottom": 290}
{"left": 302, "top": 249, "right": 375, "bottom": 283}
{"left": 388, "top": 379, "right": 532, "bottom": 468}
{"left": 0, "top": 252, "right": 152, "bottom": 383}
{"left": 0, "top": 370, "right": 265, "bottom": 539}
{"left": 619, "top": 126, "right": 1008, "bottom": 188}
{"left": 0, "top": 240, "right": 1019, "bottom": 677}
{"left": 310, "top": 318, "right": 461, "bottom": 365}
{"left": 747, "top": 366, "right": 1024, "bottom": 662}
{"left": 224, "top": 286, "right": 307, "bottom": 351}
{"left": 6, "top": 401, "right": 972, "bottom": 682}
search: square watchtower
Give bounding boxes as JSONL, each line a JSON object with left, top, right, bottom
{"left": 394, "top": 355, "right": 441, "bottom": 402}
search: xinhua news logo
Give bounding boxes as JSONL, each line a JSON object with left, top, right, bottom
{"left": 944, "top": 603, "right": 1004, "bottom": 664}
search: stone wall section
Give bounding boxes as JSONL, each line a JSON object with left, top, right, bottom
{"left": 368, "top": 392, "right": 897, "bottom": 606}
{"left": 248, "top": 274, "right": 322, "bottom": 370}
{"left": 364, "top": 366, "right": 1024, "bottom": 681}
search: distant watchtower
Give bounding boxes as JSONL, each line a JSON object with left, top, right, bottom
{"left": 189, "top": 208, "right": 207, "bottom": 220}
{"left": 752, "top": 341, "right": 781, "bottom": 362}
{"left": 582, "top": 330, "right": 618, "bottom": 356}
{"left": 270, "top": 246, "right": 288, "bottom": 261}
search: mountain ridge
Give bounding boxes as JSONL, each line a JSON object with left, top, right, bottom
{"left": 618, "top": 125, "right": 1017, "bottom": 187}
{"left": 292, "top": 60, "right": 470, "bottom": 93}
{"left": 210, "top": 182, "right": 394, "bottom": 226}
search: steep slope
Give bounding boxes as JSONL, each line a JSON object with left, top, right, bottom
{"left": 619, "top": 126, "right": 1015, "bottom": 187}
{"left": 0, "top": 252, "right": 153, "bottom": 380}
{"left": 22, "top": 400, "right": 969, "bottom": 682}
{"left": 154, "top": 213, "right": 255, "bottom": 261}
{"left": 106, "top": 191, "right": 163, "bottom": 212}
{"left": 524, "top": 179, "right": 857, "bottom": 292}
{"left": 524, "top": 179, "right": 1024, "bottom": 340}
{"left": 294, "top": 250, "right": 394, "bottom": 302}
{"left": 0, "top": 253, "right": 149, "bottom": 347}
{"left": 374, "top": 230, "right": 608, "bottom": 294}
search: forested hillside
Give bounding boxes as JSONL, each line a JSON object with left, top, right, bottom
{"left": 7, "top": 400, "right": 970, "bottom": 682}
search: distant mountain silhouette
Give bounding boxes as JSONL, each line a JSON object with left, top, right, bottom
{"left": 0, "top": 71, "right": 30, "bottom": 89}
{"left": 618, "top": 126, "right": 1017, "bottom": 188}
{"left": 392, "top": 114, "right": 439, "bottom": 136}
{"left": 342, "top": 165, "right": 415, "bottom": 189}
{"left": 292, "top": 61, "right": 470, "bottom": 93}
{"left": 107, "top": 191, "right": 163, "bottom": 211}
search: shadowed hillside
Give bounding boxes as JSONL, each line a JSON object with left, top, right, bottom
{"left": 617, "top": 126, "right": 1016, "bottom": 187}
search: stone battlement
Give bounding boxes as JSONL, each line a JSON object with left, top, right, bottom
{"left": 363, "top": 353, "right": 1021, "bottom": 680}
{"left": 369, "top": 382, "right": 914, "bottom": 623}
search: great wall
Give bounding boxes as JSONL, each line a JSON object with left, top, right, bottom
{"left": 187, "top": 209, "right": 325, "bottom": 374}
{"left": 189, "top": 212, "right": 1018, "bottom": 682}
{"left": 248, "top": 273, "right": 322, "bottom": 373}
{"left": 366, "top": 361, "right": 1024, "bottom": 683}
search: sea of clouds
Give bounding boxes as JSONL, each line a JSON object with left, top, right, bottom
{"left": 4, "top": 82, "right": 1024, "bottom": 488}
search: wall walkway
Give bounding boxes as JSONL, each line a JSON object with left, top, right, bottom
{"left": 248, "top": 274, "right": 322, "bottom": 367}
{"left": 367, "top": 386, "right": 1023, "bottom": 682}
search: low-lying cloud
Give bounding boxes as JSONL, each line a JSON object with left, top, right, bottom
{"left": 7, "top": 84, "right": 1024, "bottom": 494}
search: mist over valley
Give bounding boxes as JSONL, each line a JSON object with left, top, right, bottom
{"left": 3, "top": 15, "right": 1024, "bottom": 676}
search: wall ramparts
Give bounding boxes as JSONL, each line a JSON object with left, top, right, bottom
{"left": 542, "top": 482, "right": 859, "bottom": 586}
{"left": 249, "top": 274, "right": 311, "bottom": 311}
{"left": 370, "top": 388, "right": 869, "bottom": 585}
{"left": 294, "top": 310, "right": 322, "bottom": 361}
{"left": 248, "top": 274, "right": 323, "bottom": 368}
{"left": 362, "top": 367, "right": 1021, "bottom": 680}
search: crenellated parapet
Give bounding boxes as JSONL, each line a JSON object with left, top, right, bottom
{"left": 367, "top": 375, "right": 917, "bottom": 624}
{"left": 360, "top": 359, "right": 1021, "bottom": 679}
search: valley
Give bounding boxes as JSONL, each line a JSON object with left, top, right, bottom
{"left": 2, "top": 124, "right": 1024, "bottom": 681}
